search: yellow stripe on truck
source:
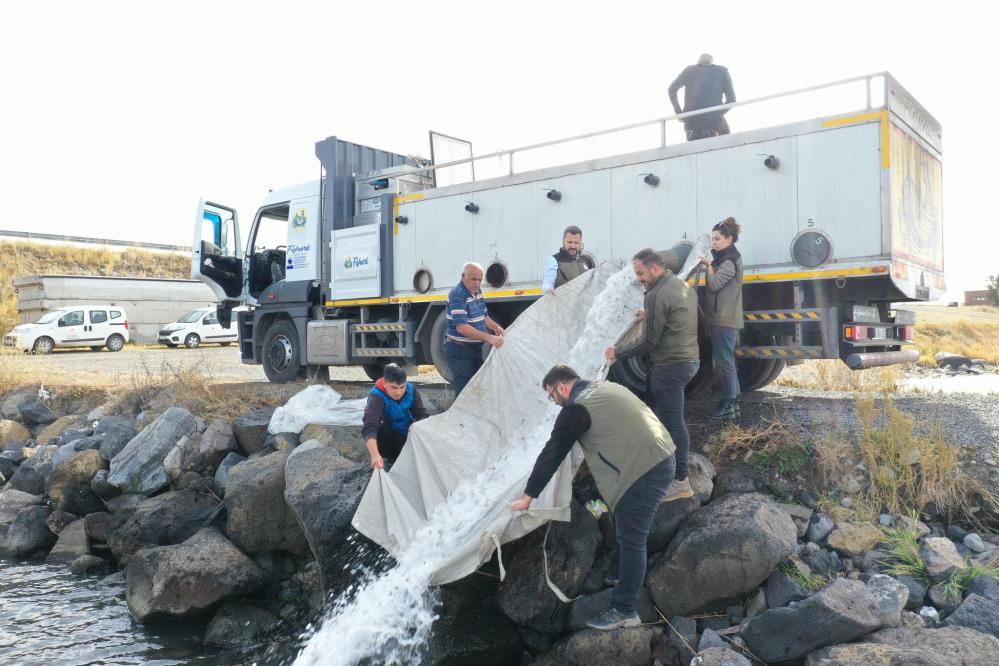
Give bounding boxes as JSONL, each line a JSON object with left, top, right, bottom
{"left": 820, "top": 110, "right": 890, "bottom": 169}
{"left": 393, "top": 193, "right": 425, "bottom": 236}
{"left": 327, "top": 287, "right": 544, "bottom": 308}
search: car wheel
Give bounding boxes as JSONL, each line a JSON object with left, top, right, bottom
{"left": 261, "top": 320, "right": 302, "bottom": 383}
{"left": 106, "top": 334, "right": 125, "bottom": 352}
{"left": 184, "top": 333, "right": 201, "bottom": 349}
{"left": 32, "top": 337, "right": 54, "bottom": 355}
{"left": 219, "top": 341, "right": 232, "bottom": 347}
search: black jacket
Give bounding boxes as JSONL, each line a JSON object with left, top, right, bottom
{"left": 668, "top": 64, "right": 736, "bottom": 131}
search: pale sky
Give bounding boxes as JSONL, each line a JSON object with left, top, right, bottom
{"left": 0, "top": 1, "right": 991, "bottom": 296}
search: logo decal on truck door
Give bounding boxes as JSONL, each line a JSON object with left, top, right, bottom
{"left": 343, "top": 255, "right": 370, "bottom": 270}
{"left": 291, "top": 208, "right": 308, "bottom": 231}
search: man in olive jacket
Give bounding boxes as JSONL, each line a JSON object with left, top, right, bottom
{"left": 510, "top": 364, "right": 675, "bottom": 631}
{"left": 606, "top": 248, "right": 699, "bottom": 503}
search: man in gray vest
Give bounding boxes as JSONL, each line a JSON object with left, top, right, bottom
{"left": 510, "top": 365, "right": 675, "bottom": 630}
{"left": 542, "top": 225, "right": 594, "bottom": 294}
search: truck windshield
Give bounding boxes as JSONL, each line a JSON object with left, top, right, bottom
{"left": 35, "top": 311, "right": 62, "bottom": 324}
{"left": 178, "top": 310, "right": 206, "bottom": 323}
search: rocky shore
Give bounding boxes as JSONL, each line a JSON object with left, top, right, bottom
{"left": 3, "top": 384, "right": 999, "bottom": 665}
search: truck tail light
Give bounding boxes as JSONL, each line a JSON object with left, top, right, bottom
{"left": 844, "top": 326, "right": 869, "bottom": 341}
{"left": 899, "top": 325, "right": 914, "bottom": 341}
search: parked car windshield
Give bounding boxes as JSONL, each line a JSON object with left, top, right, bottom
{"left": 35, "top": 311, "right": 63, "bottom": 324}
{"left": 178, "top": 310, "right": 207, "bottom": 323}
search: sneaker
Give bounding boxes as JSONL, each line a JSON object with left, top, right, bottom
{"left": 585, "top": 606, "right": 642, "bottom": 631}
{"left": 711, "top": 398, "right": 737, "bottom": 419}
{"left": 662, "top": 478, "right": 694, "bottom": 503}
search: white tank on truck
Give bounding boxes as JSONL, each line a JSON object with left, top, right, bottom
{"left": 192, "top": 71, "right": 943, "bottom": 394}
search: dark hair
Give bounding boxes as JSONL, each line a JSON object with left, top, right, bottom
{"left": 382, "top": 363, "right": 407, "bottom": 384}
{"left": 712, "top": 217, "right": 741, "bottom": 242}
{"left": 632, "top": 247, "right": 665, "bottom": 268}
{"left": 541, "top": 364, "right": 580, "bottom": 389}
{"left": 563, "top": 225, "right": 582, "bottom": 238}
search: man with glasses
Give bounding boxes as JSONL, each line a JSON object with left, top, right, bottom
{"left": 510, "top": 364, "right": 676, "bottom": 631}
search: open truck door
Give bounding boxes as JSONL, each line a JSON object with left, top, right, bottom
{"left": 192, "top": 200, "right": 242, "bottom": 328}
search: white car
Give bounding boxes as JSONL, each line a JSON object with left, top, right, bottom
{"left": 4, "top": 306, "right": 130, "bottom": 354}
{"left": 158, "top": 307, "right": 239, "bottom": 348}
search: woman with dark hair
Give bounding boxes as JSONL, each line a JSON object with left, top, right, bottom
{"left": 699, "top": 217, "right": 744, "bottom": 419}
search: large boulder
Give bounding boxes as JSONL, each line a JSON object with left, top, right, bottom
{"left": 920, "top": 537, "right": 966, "bottom": 581}
{"left": 17, "top": 396, "right": 56, "bottom": 426}
{"left": 687, "top": 452, "right": 715, "bottom": 505}
{"left": 1, "top": 391, "right": 33, "bottom": 420}
{"left": 647, "top": 495, "right": 700, "bottom": 554}
{"left": 1, "top": 419, "right": 32, "bottom": 448}
{"left": 46, "top": 518, "right": 90, "bottom": 563}
{"left": 48, "top": 450, "right": 106, "bottom": 505}
{"left": 826, "top": 522, "right": 882, "bottom": 557}
{"left": 298, "top": 423, "right": 368, "bottom": 463}
{"left": 805, "top": 625, "right": 999, "bottom": 665}
{"left": 1, "top": 505, "right": 56, "bottom": 557}
{"left": 765, "top": 565, "right": 811, "bottom": 609}
{"left": 943, "top": 593, "right": 999, "bottom": 638}
{"left": 895, "top": 574, "right": 928, "bottom": 610}
{"left": 967, "top": 575, "right": 999, "bottom": 601}
{"left": 533, "top": 627, "right": 652, "bottom": 666}
{"left": 203, "top": 602, "right": 280, "bottom": 648}
{"left": 197, "top": 419, "right": 238, "bottom": 469}
{"left": 743, "top": 579, "right": 882, "bottom": 663}
{"left": 107, "top": 488, "right": 220, "bottom": 563}
{"left": 865, "top": 574, "right": 908, "bottom": 628}
{"left": 225, "top": 450, "right": 308, "bottom": 555}
{"left": 497, "top": 500, "right": 601, "bottom": 634}
{"left": 692, "top": 647, "right": 752, "bottom": 666}
{"left": 6, "top": 445, "right": 57, "bottom": 495}
{"left": 107, "top": 407, "right": 197, "bottom": 495}
{"left": 647, "top": 493, "right": 797, "bottom": 616}
{"left": 96, "top": 416, "right": 138, "bottom": 461}
{"left": 283, "top": 441, "right": 370, "bottom": 588}
{"left": 90, "top": 469, "right": 120, "bottom": 501}
{"left": 232, "top": 408, "right": 274, "bottom": 455}
{"left": 162, "top": 434, "right": 202, "bottom": 481}
{"left": 0, "top": 488, "right": 43, "bottom": 532}
{"left": 425, "top": 587, "right": 524, "bottom": 666}
{"left": 568, "top": 588, "right": 659, "bottom": 629}
{"left": 125, "top": 527, "right": 266, "bottom": 622}
{"left": 35, "top": 415, "right": 83, "bottom": 445}
{"left": 212, "top": 451, "right": 245, "bottom": 497}
{"left": 85, "top": 511, "right": 116, "bottom": 543}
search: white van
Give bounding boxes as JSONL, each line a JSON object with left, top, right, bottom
{"left": 157, "top": 307, "right": 239, "bottom": 348}
{"left": 4, "top": 306, "right": 130, "bottom": 354}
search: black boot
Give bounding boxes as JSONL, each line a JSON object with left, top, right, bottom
{"left": 711, "top": 398, "right": 737, "bottom": 419}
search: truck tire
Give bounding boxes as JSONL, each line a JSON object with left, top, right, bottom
{"left": 425, "top": 310, "right": 456, "bottom": 384}
{"left": 106, "top": 334, "right": 126, "bottom": 352}
{"left": 301, "top": 364, "right": 330, "bottom": 382}
{"left": 32, "top": 337, "right": 54, "bottom": 354}
{"left": 737, "top": 358, "right": 785, "bottom": 392}
{"left": 262, "top": 320, "right": 302, "bottom": 384}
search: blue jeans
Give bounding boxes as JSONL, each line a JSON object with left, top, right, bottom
{"left": 649, "top": 360, "right": 699, "bottom": 481}
{"left": 612, "top": 456, "right": 675, "bottom": 614}
{"left": 711, "top": 325, "right": 740, "bottom": 400}
{"left": 444, "top": 341, "right": 483, "bottom": 397}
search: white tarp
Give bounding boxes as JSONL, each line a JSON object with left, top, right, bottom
{"left": 268, "top": 385, "right": 366, "bottom": 434}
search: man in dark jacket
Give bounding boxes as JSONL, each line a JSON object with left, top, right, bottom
{"left": 363, "top": 363, "right": 430, "bottom": 469}
{"left": 606, "top": 248, "right": 699, "bottom": 503}
{"left": 668, "top": 54, "right": 736, "bottom": 141}
{"left": 510, "top": 364, "right": 675, "bottom": 631}
{"left": 542, "top": 225, "right": 595, "bottom": 294}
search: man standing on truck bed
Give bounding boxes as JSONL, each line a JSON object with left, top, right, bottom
{"left": 668, "top": 53, "right": 736, "bottom": 141}
{"left": 543, "top": 225, "right": 595, "bottom": 294}
{"left": 444, "top": 262, "right": 506, "bottom": 397}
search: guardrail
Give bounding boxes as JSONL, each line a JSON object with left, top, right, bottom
{"left": 0, "top": 229, "right": 188, "bottom": 252}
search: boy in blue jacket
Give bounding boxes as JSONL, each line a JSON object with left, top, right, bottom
{"left": 362, "top": 363, "right": 430, "bottom": 469}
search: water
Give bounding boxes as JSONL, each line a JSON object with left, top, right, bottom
{"left": 293, "top": 268, "right": 642, "bottom": 666}
{"left": 902, "top": 373, "right": 999, "bottom": 395}
{"left": 0, "top": 557, "right": 223, "bottom": 666}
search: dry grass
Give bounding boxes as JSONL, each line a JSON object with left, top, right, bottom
{"left": 914, "top": 320, "right": 999, "bottom": 366}
{"left": 775, "top": 360, "right": 899, "bottom": 392}
{"left": 704, "top": 417, "right": 812, "bottom": 477}
{"left": 0, "top": 240, "right": 189, "bottom": 334}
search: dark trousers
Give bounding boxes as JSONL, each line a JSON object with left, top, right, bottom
{"left": 710, "top": 326, "right": 740, "bottom": 400}
{"left": 685, "top": 117, "right": 729, "bottom": 141}
{"left": 649, "top": 360, "right": 699, "bottom": 481}
{"left": 444, "top": 341, "right": 484, "bottom": 397}
{"left": 612, "top": 456, "right": 675, "bottom": 614}
{"left": 376, "top": 421, "right": 408, "bottom": 463}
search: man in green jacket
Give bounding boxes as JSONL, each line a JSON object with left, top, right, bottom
{"left": 511, "top": 365, "right": 676, "bottom": 630}
{"left": 605, "top": 248, "right": 699, "bottom": 503}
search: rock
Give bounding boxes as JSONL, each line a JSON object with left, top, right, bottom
{"left": 1, "top": 505, "right": 56, "bottom": 557}
{"left": 298, "top": 423, "right": 368, "bottom": 463}
{"left": 865, "top": 574, "right": 908, "bottom": 628}
{"left": 58, "top": 485, "right": 107, "bottom": 517}
{"left": 919, "top": 605, "right": 941, "bottom": 625}
{"left": 106, "top": 493, "right": 145, "bottom": 515}
{"left": 765, "top": 567, "right": 811, "bottom": 609}
{"left": 264, "top": 431, "right": 299, "bottom": 453}
{"left": 52, "top": 437, "right": 102, "bottom": 470}
{"left": 853, "top": 547, "right": 890, "bottom": 573}
{"left": 212, "top": 451, "right": 245, "bottom": 497}
{"left": 283, "top": 441, "right": 370, "bottom": 588}
{"left": 35, "top": 415, "right": 82, "bottom": 445}
{"left": 96, "top": 416, "right": 138, "bottom": 461}
{"left": 47, "top": 518, "right": 90, "bottom": 563}
{"left": 197, "top": 419, "right": 239, "bottom": 468}
{"left": 162, "top": 435, "right": 203, "bottom": 481}
{"left": 1, "top": 391, "right": 33, "bottom": 420}
{"left": 6, "top": 444, "right": 57, "bottom": 495}
{"left": 107, "top": 407, "right": 197, "bottom": 495}
{"left": 18, "top": 396, "right": 56, "bottom": 425}
{"left": 0, "top": 419, "right": 31, "bottom": 447}
{"left": 743, "top": 579, "right": 881, "bottom": 663}
{"left": 935, "top": 351, "right": 972, "bottom": 369}
{"left": 225, "top": 450, "right": 307, "bottom": 555}
{"left": 920, "top": 537, "right": 966, "bottom": 581}
{"left": 895, "top": 574, "right": 928, "bottom": 610}
{"left": 567, "top": 588, "right": 658, "bottom": 631}
{"left": 125, "top": 527, "right": 266, "bottom": 622}
{"left": 967, "top": 575, "right": 999, "bottom": 601}
{"left": 176, "top": 471, "right": 211, "bottom": 492}
{"left": 964, "top": 533, "right": 987, "bottom": 553}
{"left": 803, "top": 549, "right": 841, "bottom": 577}
{"left": 927, "top": 583, "right": 960, "bottom": 616}
{"left": 497, "top": 500, "right": 600, "bottom": 633}
{"left": 943, "top": 593, "right": 999, "bottom": 638}
{"left": 232, "top": 408, "right": 274, "bottom": 455}
{"left": 877, "top": 514, "right": 892, "bottom": 527}
{"left": 698, "top": 628, "right": 726, "bottom": 651}
{"left": 805, "top": 625, "right": 999, "bottom": 665}
{"left": 827, "top": 523, "right": 883, "bottom": 557}
{"left": 946, "top": 524, "right": 968, "bottom": 541}
{"left": 807, "top": 513, "right": 835, "bottom": 543}
{"left": 108, "top": 488, "right": 221, "bottom": 563}
{"left": 90, "top": 469, "right": 120, "bottom": 500}
{"left": 70, "top": 554, "right": 112, "bottom": 575}
{"left": 85, "top": 512, "right": 115, "bottom": 543}
{"left": 744, "top": 588, "right": 767, "bottom": 618}
{"left": 0, "top": 489, "right": 43, "bottom": 534}
{"left": 0, "top": 454, "right": 16, "bottom": 481}
{"left": 540, "top": 627, "right": 652, "bottom": 666}
{"left": 710, "top": 466, "right": 757, "bottom": 499}
{"left": 894, "top": 515, "right": 930, "bottom": 538}
{"left": 648, "top": 493, "right": 797, "bottom": 616}
{"left": 48, "top": 450, "right": 106, "bottom": 504}
{"left": 425, "top": 587, "right": 524, "bottom": 665}
{"left": 59, "top": 426, "right": 95, "bottom": 447}
{"left": 687, "top": 453, "right": 714, "bottom": 504}
{"left": 779, "top": 503, "right": 813, "bottom": 539}
{"left": 647, "top": 494, "right": 700, "bottom": 554}
{"left": 203, "top": 602, "right": 280, "bottom": 647}
{"left": 45, "top": 510, "right": 80, "bottom": 535}
{"left": 667, "top": 615, "right": 699, "bottom": 665}
{"left": 692, "top": 647, "right": 752, "bottom": 666}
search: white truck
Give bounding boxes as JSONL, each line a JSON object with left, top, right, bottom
{"left": 193, "top": 72, "right": 943, "bottom": 395}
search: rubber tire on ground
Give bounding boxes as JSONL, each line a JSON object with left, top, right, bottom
{"left": 754, "top": 359, "right": 786, "bottom": 390}
{"left": 424, "top": 310, "right": 456, "bottom": 384}
{"left": 106, "top": 334, "right": 125, "bottom": 352}
{"left": 32, "top": 337, "right": 54, "bottom": 354}
{"left": 184, "top": 333, "right": 200, "bottom": 349}
{"left": 363, "top": 362, "right": 388, "bottom": 382}
{"left": 261, "top": 319, "right": 302, "bottom": 384}
{"left": 608, "top": 331, "right": 715, "bottom": 400}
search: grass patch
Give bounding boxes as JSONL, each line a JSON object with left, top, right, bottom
{"left": 879, "top": 523, "right": 929, "bottom": 582}
{"left": 775, "top": 360, "right": 899, "bottom": 392}
{"left": 914, "top": 320, "right": 999, "bottom": 366}
{"left": 778, "top": 560, "right": 828, "bottom": 591}
{"left": 705, "top": 418, "right": 801, "bottom": 469}
{"left": 941, "top": 562, "right": 999, "bottom": 604}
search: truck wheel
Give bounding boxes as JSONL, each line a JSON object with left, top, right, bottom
{"left": 32, "top": 337, "right": 54, "bottom": 354}
{"left": 425, "top": 310, "right": 455, "bottom": 384}
{"left": 262, "top": 320, "right": 302, "bottom": 383}
{"left": 184, "top": 333, "right": 201, "bottom": 349}
{"left": 608, "top": 356, "right": 649, "bottom": 398}
{"left": 737, "top": 358, "right": 785, "bottom": 392}
{"left": 106, "top": 334, "right": 125, "bottom": 352}
{"left": 363, "top": 362, "right": 387, "bottom": 381}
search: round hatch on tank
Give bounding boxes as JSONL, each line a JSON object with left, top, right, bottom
{"left": 790, "top": 229, "right": 833, "bottom": 268}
